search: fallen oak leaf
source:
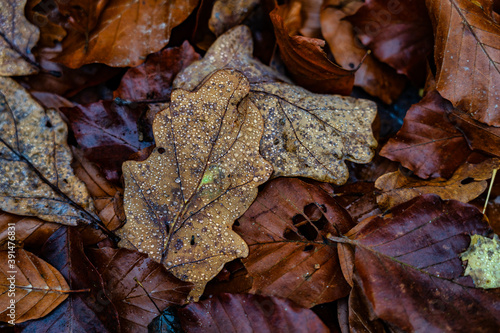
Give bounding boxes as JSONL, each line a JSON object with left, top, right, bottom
{"left": 116, "top": 70, "right": 273, "bottom": 300}
{"left": 0, "top": 0, "right": 40, "bottom": 76}
{"left": 461, "top": 234, "right": 500, "bottom": 289}
{"left": 0, "top": 249, "right": 69, "bottom": 324}
{"left": 0, "top": 76, "right": 97, "bottom": 227}
{"left": 375, "top": 158, "right": 500, "bottom": 210}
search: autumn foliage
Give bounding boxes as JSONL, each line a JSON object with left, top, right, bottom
{"left": 0, "top": 0, "right": 499, "bottom": 332}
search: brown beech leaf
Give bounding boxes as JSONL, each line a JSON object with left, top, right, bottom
{"left": 0, "top": 249, "right": 69, "bottom": 324}
{"left": 18, "top": 227, "right": 119, "bottom": 332}
{"left": 333, "top": 182, "right": 381, "bottom": 223}
{"left": 340, "top": 195, "right": 499, "bottom": 331}
{"left": 321, "top": 0, "right": 407, "bottom": 104}
{"left": 375, "top": 158, "right": 500, "bottom": 210}
{"left": 176, "top": 293, "right": 330, "bottom": 332}
{"left": 114, "top": 41, "right": 200, "bottom": 102}
{"left": 0, "top": 211, "right": 59, "bottom": 250}
{"left": 25, "top": 0, "right": 66, "bottom": 48}
{"left": 209, "top": 0, "right": 259, "bottom": 36}
{"left": 270, "top": 5, "right": 355, "bottom": 95}
{"left": 54, "top": 0, "right": 198, "bottom": 68}
{"left": 0, "top": 0, "right": 40, "bottom": 76}
{"left": 449, "top": 110, "right": 500, "bottom": 158}
{"left": 349, "top": 0, "right": 434, "bottom": 84}
{"left": 116, "top": 70, "right": 273, "bottom": 300}
{"left": 56, "top": 0, "right": 108, "bottom": 36}
{"left": 175, "top": 26, "right": 378, "bottom": 184}
{"left": 60, "top": 101, "right": 152, "bottom": 183}
{"left": 0, "top": 77, "right": 96, "bottom": 226}
{"left": 426, "top": 0, "right": 500, "bottom": 126}
{"left": 380, "top": 90, "right": 472, "bottom": 179}
{"left": 86, "top": 247, "right": 192, "bottom": 333}
{"left": 235, "top": 178, "right": 354, "bottom": 308}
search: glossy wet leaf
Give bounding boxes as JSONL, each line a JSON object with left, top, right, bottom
{"left": 0, "top": 77, "right": 95, "bottom": 226}
{"left": 235, "top": 178, "right": 354, "bottom": 308}
{"left": 342, "top": 195, "right": 500, "bottom": 331}
{"left": 461, "top": 234, "right": 500, "bottom": 289}
{"left": 0, "top": 249, "right": 69, "bottom": 323}
{"left": 0, "top": 0, "right": 40, "bottom": 76}
{"left": 375, "top": 158, "right": 500, "bottom": 210}
{"left": 426, "top": 0, "right": 500, "bottom": 126}
{"left": 117, "top": 70, "right": 273, "bottom": 299}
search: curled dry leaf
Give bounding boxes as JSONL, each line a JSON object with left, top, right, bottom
{"left": 175, "top": 25, "right": 378, "bottom": 184}
{"left": 117, "top": 70, "right": 273, "bottom": 299}
{"left": 0, "top": 0, "right": 40, "bottom": 76}
{"left": 209, "top": 0, "right": 259, "bottom": 36}
{"left": 461, "top": 234, "right": 500, "bottom": 289}
{"left": 375, "top": 158, "right": 500, "bottom": 210}
{"left": 235, "top": 178, "right": 354, "bottom": 308}
{"left": 0, "top": 211, "right": 59, "bottom": 250}
{"left": 341, "top": 195, "right": 499, "bottom": 331}
{"left": 270, "top": 5, "right": 355, "bottom": 95}
{"left": 176, "top": 293, "right": 330, "bottom": 333}
{"left": 426, "top": 0, "right": 500, "bottom": 126}
{"left": 0, "top": 77, "right": 95, "bottom": 226}
{"left": 380, "top": 90, "right": 472, "bottom": 179}
{"left": 0, "top": 249, "right": 69, "bottom": 324}
{"left": 86, "top": 247, "right": 193, "bottom": 333}
{"left": 56, "top": 0, "right": 108, "bottom": 36}
{"left": 54, "top": 0, "right": 199, "bottom": 68}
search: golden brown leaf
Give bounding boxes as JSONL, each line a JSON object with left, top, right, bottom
{"left": 0, "top": 0, "right": 40, "bottom": 76}
{"left": 117, "top": 70, "right": 273, "bottom": 299}
{"left": 26, "top": 0, "right": 66, "bottom": 48}
{"left": 426, "top": 0, "right": 500, "bottom": 126}
{"left": 54, "top": 0, "right": 198, "bottom": 68}
{"left": 56, "top": 0, "right": 108, "bottom": 36}
{"left": 175, "top": 26, "right": 378, "bottom": 184}
{"left": 0, "top": 77, "right": 95, "bottom": 226}
{"left": 375, "top": 159, "right": 500, "bottom": 210}
{"left": 209, "top": 0, "right": 259, "bottom": 36}
{"left": 0, "top": 249, "right": 69, "bottom": 323}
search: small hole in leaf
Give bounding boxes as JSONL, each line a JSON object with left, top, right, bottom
{"left": 461, "top": 177, "right": 474, "bottom": 185}
{"left": 158, "top": 147, "right": 166, "bottom": 154}
{"left": 45, "top": 120, "right": 53, "bottom": 128}
{"left": 63, "top": 178, "right": 68, "bottom": 184}
{"left": 304, "top": 203, "right": 323, "bottom": 220}
{"left": 348, "top": 63, "right": 355, "bottom": 69}
{"left": 234, "top": 220, "right": 240, "bottom": 226}
{"left": 312, "top": 216, "right": 328, "bottom": 231}
{"left": 190, "top": 235, "right": 195, "bottom": 245}
{"left": 284, "top": 228, "right": 301, "bottom": 241}
{"left": 165, "top": 223, "right": 170, "bottom": 234}
{"left": 303, "top": 245, "right": 314, "bottom": 252}
{"left": 292, "top": 213, "right": 319, "bottom": 241}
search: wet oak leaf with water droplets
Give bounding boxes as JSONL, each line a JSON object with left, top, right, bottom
{"left": 0, "top": 0, "right": 40, "bottom": 76}
{"left": 461, "top": 234, "right": 500, "bottom": 289}
{"left": 117, "top": 70, "right": 273, "bottom": 299}
{"left": 0, "top": 77, "right": 95, "bottom": 226}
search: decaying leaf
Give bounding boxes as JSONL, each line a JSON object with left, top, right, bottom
{"left": 175, "top": 25, "right": 378, "bottom": 184}
{"left": 0, "top": 0, "right": 40, "bottom": 76}
{"left": 26, "top": 0, "right": 66, "bottom": 48}
{"left": 426, "top": 0, "right": 500, "bottom": 126}
{"left": 375, "top": 158, "right": 500, "bottom": 210}
{"left": 117, "top": 70, "right": 273, "bottom": 299}
{"left": 235, "top": 178, "right": 354, "bottom": 308}
{"left": 209, "top": 0, "right": 259, "bottom": 36}
{"left": 0, "top": 77, "right": 96, "bottom": 226}
{"left": 86, "top": 247, "right": 193, "bottom": 333}
{"left": 340, "top": 195, "right": 500, "bottom": 331}
{"left": 0, "top": 249, "right": 69, "bottom": 323}
{"left": 461, "top": 234, "right": 500, "bottom": 289}
{"left": 54, "top": 0, "right": 199, "bottom": 68}
{"left": 56, "top": 0, "right": 108, "bottom": 36}
{"left": 176, "top": 293, "right": 330, "bottom": 333}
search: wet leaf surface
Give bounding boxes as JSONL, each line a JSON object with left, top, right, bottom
{"left": 461, "top": 234, "right": 500, "bottom": 289}
{"left": 375, "top": 158, "right": 500, "bottom": 210}
{"left": 87, "top": 247, "right": 192, "bottom": 333}
{"left": 235, "top": 178, "right": 354, "bottom": 308}
{"left": 176, "top": 293, "right": 330, "bottom": 333}
{"left": 0, "top": 0, "right": 40, "bottom": 76}
{"left": 117, "top": 70, "right": 273, "bottom": 299}
{"left": 209, "top": 0, "right": 259, "bottom": 36}
{"left": 0, "top": 249, "right": 69, "bottom": 324}
{"left": 0, "top": 77, "right": 96, "bottom": 226}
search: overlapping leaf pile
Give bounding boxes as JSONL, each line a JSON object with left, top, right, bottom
{"left": 1, "top": 0, "right": 500, "bottom": 332}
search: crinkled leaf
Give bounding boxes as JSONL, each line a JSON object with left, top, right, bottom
{"left": 235, "top": 178, "right": 354, "bottom": 308}
{"left": 0, "top": 77, "right": 96, "bottom": 226}
{"left": 342, "top": 195, "right": 500, "bottom": 331}
{"left": 0, "top": 249, "right": 69, "bottom": 324}
{"left": 461, "top": 234, "right": 500, "bottom": 289}
{"left": 375, "top": 158, "right": 500, "bottom": 210}
{"left": 54, "top": 0, "right": 199, "bottom": 68}
{"left": 0, "top": 0, "right": 40, "bottom": 76}
{"left": 86, "top": 247, "right": 192, "bottom": 333}
{"left": 380, "top": 90, "right": 472, "bottom": 179}
{"left": 426, "top": 0, "right": 500, "bottom": 126}
{"left": 176, "top": 293, "right": 330, "bottom": 333}
{"left": 117, "top": 70, "right": 273, "bottom": 299}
